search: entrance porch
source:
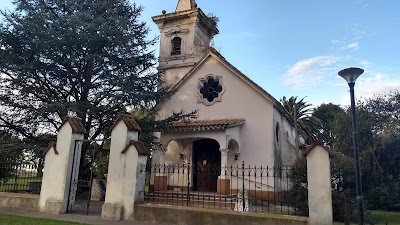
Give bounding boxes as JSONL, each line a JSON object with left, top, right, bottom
{"left": 152, "top": 119, "right": 244, "bottom": 194}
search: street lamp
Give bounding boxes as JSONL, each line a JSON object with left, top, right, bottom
{"left": 338, "top": 67, "right": 365, "bottom": 225}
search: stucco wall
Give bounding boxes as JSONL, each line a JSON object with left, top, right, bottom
{"left": 272, "top": 107, "right": 301, "bottom": 168}
{"left": 0, "top": 193, "right": 39, "bottom": 211}
{"left": 158, "top": 55, "right": 275, "bottom": 167}
{"left": 135, "top": 204, "right": 309, "bottom": 225}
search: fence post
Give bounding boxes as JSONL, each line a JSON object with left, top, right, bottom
{"left": 101, "top": 114, "right": 149, "bottom": 221}
{"left": 38, "top": 116, "right": 85, "bottom": 214}
{"left": 302, "top": 141, "right": 335, "bottom": 225}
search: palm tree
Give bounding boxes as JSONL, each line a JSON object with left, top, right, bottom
{"left": 280, "top": 96, "right": 321, "bottom": 142}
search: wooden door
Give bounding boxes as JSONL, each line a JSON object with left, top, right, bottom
{"left": 193, "top": 139, "right": 221, "bottom": 192}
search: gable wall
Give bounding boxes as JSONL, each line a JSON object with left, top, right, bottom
{"left": 158, "top": 56, "right": 276, "bottom": 166}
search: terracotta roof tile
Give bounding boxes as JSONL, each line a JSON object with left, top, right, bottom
{"left": 111, "top": 113, "right": 141, "bottom": 132}
{"left": 44, "top": 142, "right": 58, "bottom": 155}
{"left": 301, "top": 140, "right": 336, "bottom": 158}
{"left": 171, "top": 118, "right": 245, "bottom": 131}
{"left": 121, "top": 140, "right": 149, "bottom": 156}
{"left": 59, "top": 116, "right": 86, "bottom": 134}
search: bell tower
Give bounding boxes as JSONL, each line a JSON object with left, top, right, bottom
{"left": 152, "top": 0, "right": 219, "bottom": 86}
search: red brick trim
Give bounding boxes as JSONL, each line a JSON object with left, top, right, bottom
{"left": 111, "top": 113, "right": 141, "bottom": 132}
{"left": 44, "top": 142, "right": 58, "bottom": 155}
{"left": 301, "top": 140, "right": 336, "bottom": 158}
{"left": 121, "top": 140, "right": 149, "bottom": 155}
{"left": 59, "top": 116, "right": 86, "bottom": 134}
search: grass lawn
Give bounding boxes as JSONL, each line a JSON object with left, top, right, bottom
{"left": 333, "top": 210, "right": 400, "bottom": 225}
{"left": 0, "top": 177, "right": 42, "bottom": 192}
{"left": 0, "top": 214, "right": 89, "bottom": 225}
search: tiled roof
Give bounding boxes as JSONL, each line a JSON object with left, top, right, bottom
{"left": 301, "top": 140, "right": 336, "bottom": 158}
{"left": 44, "top": 142, "right": 58, "bottom": 155}
{"left": 60, "top": 116, "right": 86, "bottom": 134}
{"left": 111, "top": 113, "right": 141, "bottom": 131}
{"left": 121, "top": 140, "right": 149, "bottom": 156}
{"left": 171, "top": 118, "right": 245, "bottom": 131}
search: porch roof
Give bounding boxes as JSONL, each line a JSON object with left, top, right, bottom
{"left": 171, "top": 118, "right": 245, "bottom": 131}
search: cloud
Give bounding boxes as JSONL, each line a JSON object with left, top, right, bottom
{"left": 357, "top": 73, "right": 400, "bottom": 98}
{"left": 340, "top": 72, "right": 400, "bottom": 105}
{"left": 359, "top": 60, "right": 370, "bottom": 67}
{"left": 353, "top": 0, "right": 369, "bottom": 7}
{"left": 283, "top": 56, "right": 341, "bottom": 89}
{"left": 345, "top": 42, "right": 359, "bottom": 50}
{"left": 331, "top": 40, "right": 340, "bottom": 44}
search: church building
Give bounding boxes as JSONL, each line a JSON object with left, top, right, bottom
{"left": 151, "top": 0, "right": 305, "bottom": 194}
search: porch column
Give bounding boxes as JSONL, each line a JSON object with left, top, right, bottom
{"left": 154, "top": 150, "right": 168, "bottom": 191}
{"left": 217, "top": 148, "right": 230, "bottom": 194}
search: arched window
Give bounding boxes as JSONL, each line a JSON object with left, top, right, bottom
{"left": 275, "top": 123, "right": 280, "bottom": 143}
{"left": 171, "top": 37, "right": 182, "bottom": 55}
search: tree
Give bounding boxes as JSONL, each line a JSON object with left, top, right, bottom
{"left": 0, "top": 0, "right": 194, "bottom": 162}
{"left": 280, "top": 96, "right": 321, "bottom": 142}
{"left": 366, "top": 91, "right": 400, "bottom": 137}
{"left": 312, "top": 103, "right": 345, "bottom": 147}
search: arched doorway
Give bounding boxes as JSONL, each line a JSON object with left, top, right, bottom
{"left": 192, "top": 139, "right": 221, "bottom": 192}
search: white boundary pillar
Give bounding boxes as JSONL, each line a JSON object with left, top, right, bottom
{"left": 39, "top": 117, "right": 86, "bottom": 214}
{"left": 102, "top": 114, "right": 149, "bottom": 221}
{"left": 303, "top": 141, "right": 335, "bottom": 225}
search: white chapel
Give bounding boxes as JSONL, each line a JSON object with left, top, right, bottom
{"left": 152, "top": 0, "right": 305, "bottom": 193}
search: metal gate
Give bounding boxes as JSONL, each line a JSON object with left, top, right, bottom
{"left": 67, "top": 139, "right": 109, "bottom": 215}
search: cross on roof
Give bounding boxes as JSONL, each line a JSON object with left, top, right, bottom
{"left": 176, "top": 0, "right": 197, "bottom": 12}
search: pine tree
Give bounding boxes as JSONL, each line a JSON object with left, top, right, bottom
{"left": 0, "top": 0, "right": 195, "bottom": 158}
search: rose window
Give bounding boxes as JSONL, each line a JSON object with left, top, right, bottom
{"left": 197, "top": 75, "right": 224, "bottom": 105}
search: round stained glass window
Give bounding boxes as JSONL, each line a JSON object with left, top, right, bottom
{"left": 199, "top": 78, "right": 223, "bottom": 102}
{"left": 197, "top": 75, "right": 224, "bottom": 105}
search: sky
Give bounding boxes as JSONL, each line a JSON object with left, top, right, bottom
{"left": 1, "top": 0, "right": 399, "bottom": 107}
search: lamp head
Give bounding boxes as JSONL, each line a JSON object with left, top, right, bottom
{"left": 338, "top": 67, "right": 364, "bottom": 84}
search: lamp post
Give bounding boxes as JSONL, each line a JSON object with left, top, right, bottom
{"left": 338, "top": 67, "right": 365, "bottom": 225}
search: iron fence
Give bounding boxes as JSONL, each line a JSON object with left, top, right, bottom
{"left": 0, "top": 162, "right": 43, "bottom": 194}
{"left": 141, "top": 161, "right": 303, "bottom": 216}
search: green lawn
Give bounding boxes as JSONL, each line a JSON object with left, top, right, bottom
{"left": 0, "top": 214, "right": 89, "bottom": 225}
{"left": 333, "top": 210, "right": 400, "bottom": 225}
{"left": 0, "top": 177, "right": 42, "bottom": 192}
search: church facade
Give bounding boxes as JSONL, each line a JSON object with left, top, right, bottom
{"left": 151, "top": 0, "right": 305, "bottom": 194}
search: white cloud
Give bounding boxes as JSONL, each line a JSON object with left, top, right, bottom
{"left": 331, "top": 40, "right": 340, "bottom": 44}
{"left": 345, "top": 42, "right": 359, "bottom": 50}
{"left": 340, "top": 72, "right": 400, "bottom": 105}
{"left": 357, "top": 73, "right": 400, "bottom": 98}
{"left": 359, "top": 60, "right": 370, "bottom": 67}
{"left": 283, "top": 56, "right": 341, "bottom": 89}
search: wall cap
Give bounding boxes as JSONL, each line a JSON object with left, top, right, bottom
{"left": 44, "top": 142, "right": 58, "bottom": 155}
{"left": 121, "top": 140, "right": 149, "bottom": 156}
{"left": 59, "top": 116, "right": 86, "bottom": 134}
{"left": 301, "top": 140, "right": 336, "bottom": 158}
{"left": 111, "top": 113, "right": 141, "bottom": 132}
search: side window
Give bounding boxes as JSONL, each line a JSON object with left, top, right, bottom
{"left": 171, "top": 37, "right": 182, "bottom": 55}
{"left": 275, "top": 123, "right": 280, "bottom": 143}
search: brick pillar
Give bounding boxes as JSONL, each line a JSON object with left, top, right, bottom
{"left": 154, "top": 151, "right": 168, "bottom": 191}
{"left": 217, "top": 148, "right": 230, "bottom": 195}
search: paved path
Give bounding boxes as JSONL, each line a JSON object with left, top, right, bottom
{"left": 0, "top": 207, "right": 155, "bottom": 225}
